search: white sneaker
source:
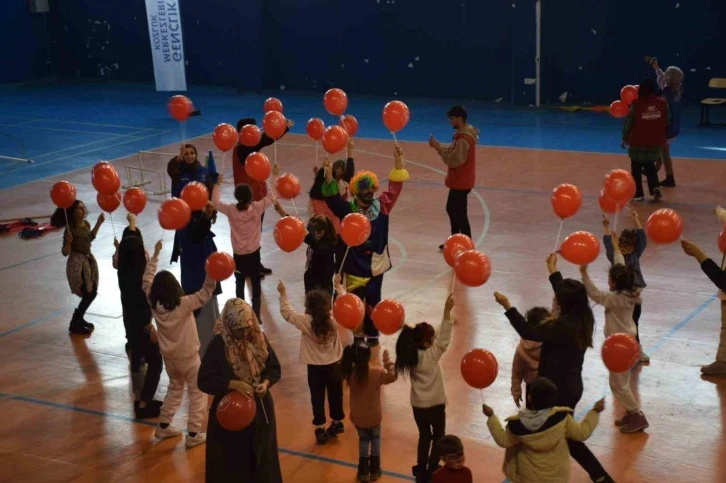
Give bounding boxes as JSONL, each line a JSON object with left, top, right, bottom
{"left": 155, "top": 424, "right": 182, "bottom": 439}
{"left": 185, "top": 432, "right": 207, "bottom": 448}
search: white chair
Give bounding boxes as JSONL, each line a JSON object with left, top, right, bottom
{"left": 700, "top": 78, "right": 726, "bottom": 125}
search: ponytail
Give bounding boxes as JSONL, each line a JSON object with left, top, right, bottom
{"left": 341, "top": 341, "right": 371, "bottom": 383}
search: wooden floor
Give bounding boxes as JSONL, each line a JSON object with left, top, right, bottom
{"left": 1, "top": 134, "right": 725, "bottom": 482}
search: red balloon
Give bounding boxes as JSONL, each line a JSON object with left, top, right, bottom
{"left": 322, "top": 125, "right": 349, "bottom": 154}
{"left": 264, "top": 97, "right": 283, "bottom": 113}
{"left": 602, "top": 333, "right": 640, "bottom": 373}
{"left": 603, "top": 169, "right": 636, "bottom": 206}
{"left": 239, "top": 124, "right": 262, "bottom": 148}
{"left": 274, "top": 216, "right": 306, "bottom": 252}
{"left": 50, "top": 181, "right": 77, "bottom": 209}
{"left": 206, "top": 252, "right": 235, "bottom": 282}
{"left": 306, "top": 118, "right": 325, "bottom": 141}
{"left": 263, "top": 111, "right": 287, "bottom": 140}
{"left": 324, "top": 88, "right": 348, "bottom": 116}
{"left": 123, "top": 187, "right": 147, "bottom": 215}
{"left": 719, "top": 228, "right": 726, "bottom": 253}
{"left": 646, "top": 208, "right": 683, "bottom": 244}
{"left": 158, "top": 198, "right": 192, "bottom": 230}
{"left": 620, "top": 85, "right": 638, "bottom": 105}
{"left": 598, "top": 189, "right": 622, "bottom": 214}
{"left": 97, "top": 191, "right": 121, "bottom": 213}
{"left": 382, "top": 100, "right": 410, "bottom": 133}
{"left": 333, "top": 293, "right": 365, "bottom": 330}
{"left": 216, "top": 391, "right": 256, "bottom": 431}
{"left": 181, "top": 181, "right": 210, "bottom": 211}
{"left": 610, "top": 100, "right": 630, "bottom": 119}
{"left": 245, "top": 152, "right": 271, "bottom": 181}
{"left": 92, "top": 163, "right": 121, "bottom": 195}
{"left": 551, "top": 184, "right": 583, "bottom": 219}
{"left": 340, "top": 213, "right": 371, "bottom": 247}
{"left": 275, "top": 173, "right": 301, "bottom": 199}
{"left": 460, "top": 349, "right": 498, "bottom": 389}
{"left": 454, "top": 250, "right": 492, "bottom": 287}
{"left": 372, "top": 299, "right": 406, "bottom": 335}
{"left": 92, "top": 161, "right": 113, "bottom": 173}
{"left": 340, "top": 114, "right": 359, "bottom": 137}
{"left": 560, "top": 231, "right": 600, "bottom": 265}
{"left": 168, "top": 95, "right": 193, "bottom": 122}
{"left": 213, "top": 123, "right": 238, "bottom": 152}
{"left": 443, "top": 234, "right": 475, "bottom": 267}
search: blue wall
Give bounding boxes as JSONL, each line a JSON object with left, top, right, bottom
{"left": 25, "top": 0, "right": 726, "bottom": 104}
{"left": 0, "top": 1, "right": 52, "bottom": 84}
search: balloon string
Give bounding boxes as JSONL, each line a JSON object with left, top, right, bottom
{"left": 220, "top": 151, "right": 227, "bottom": 177}
{"left": 338, "top": 246, "right": 350, "bottom": 275}
{"left": 274, "top": 142, "right": 277, "bottom": 169}
{"left": 392, "top": 132, "right": 399, "bottom": 147}
{"left": 315, "top": 142, "right": 319, "bottom": 169}
{"left": 553, "top": 219, "right": 564, "bottom": 252}
{"left": 721, "top": 251, "right": 725, "bottom": 271}
{"left": 340, "top": 115, "right": 350, "bottom": 137}
{"left": 480, "top": 389, "right": 485, "bottom": 404}
{"left": 291, "top": 197, "right": 299, "bottom": 217}
{"left": 613, "top": 206, "right": 620, "bottom": 233}
{"left": 451, "top": 273, "right": 457, "bottom": 294}
{"left": 63, "top": 209, "right": 70, "bottom": 232}
{"left": 109, "top": 212, "right": 117, "bottom": 239}
{"left": 180, "top": 121, "right": 186, "bottom": 144}
{"left": 259, "top": 396, "right": 269, "bottom": 424}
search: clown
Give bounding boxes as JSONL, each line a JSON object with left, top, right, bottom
{"left": 321, "top": 145, "right": 409, "bottom": 348}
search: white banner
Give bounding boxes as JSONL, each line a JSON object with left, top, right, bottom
{"left": 144, "top": 0, "right": 187, "bottom": 91}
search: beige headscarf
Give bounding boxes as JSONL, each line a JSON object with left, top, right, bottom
{"left": 214, "top": 298, "right": 269, "bottom": 385}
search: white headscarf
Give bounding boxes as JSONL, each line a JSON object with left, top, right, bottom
{"left": 214, "top": 298, "right": 268, "bottom": 385}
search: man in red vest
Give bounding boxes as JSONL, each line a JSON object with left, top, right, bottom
{"left": 622, "top": 78, "right": 670, "bottom": 202}
{"left": 429, "top": 106, "right": 480, "bottom": 250}
{"left": 233, "top": 117, "right": 293, "bottom": 276}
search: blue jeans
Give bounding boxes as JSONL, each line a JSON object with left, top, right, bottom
{"left": 356, "top": 425, "right": 381, "bottom": 458}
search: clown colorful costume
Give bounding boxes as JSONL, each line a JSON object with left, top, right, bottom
{"left": 322, "top": 167, "right": 409, "bottom": 345}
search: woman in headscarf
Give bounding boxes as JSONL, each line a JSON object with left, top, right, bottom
{"left": 198, "top": 298, "right": 282, "bottom": 482}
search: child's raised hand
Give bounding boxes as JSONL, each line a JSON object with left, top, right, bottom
{"left": 493, "top": 292, "right": 511, "bottom": 310}
{"left": 113, "top": 238, "right": 119, "bottom": 249}
{"left": 546, "top": 253, "right": 558, "bottom": 274}
{"left": 443, "top": 294, "right": 454, "bottom": 318}
{"left": 126, "top": 212, "right": 134, "bottom": 224}
{"left": 593, "top": 398, "right": 605, "bottom": 413}
{"left": 334, "top": 273, "right": 343, "bottom": 287}
{"left": 382, "top": 349, "right": 391, "bottom": 364}
{"left": 286, "top": 119, "right": 295, "bottom": 128}
{"left": 97, "top": 213, "right": 105, "bottom": 225}
{"left": 153, "top": 240, "right": 163, "bottom": 258}
{"left": 272, "top": 163, "right": 279, "bottom": 177}
{"left": 277, "top": 280, "right": 286, "bottom": 295}
{"left": 482, "top": 404, "right": 494, "bottom": 417}
{"left": 579, "top": 264, "right": 588, "bottom": 275}
{"left": 602, "top": 214, "right": 610, "bottom": 229}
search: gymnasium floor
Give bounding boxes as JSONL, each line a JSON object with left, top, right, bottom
{"left": 1, "top": 80, "right": 725, "bottom": 482}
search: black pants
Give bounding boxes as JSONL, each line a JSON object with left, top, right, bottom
{"left": 307, "top": 363, "right": 344, "bottom": 426}
{"left": 234, "top": 250, "right": 261, "bottom": 321}
{"left": 445, "top": 189, "right": 472, "bottom": 238}
{"left": 565, "top": 403, "right": 611, "bottom": 481}
{"left": 74, "top": 284, "right": 97, "bottom": 321}
{"left": 350, "top": 275, "right": 383, "bottom": 346}
{"left": 631, "top": 160, "right": 659, "bottom": 198}
{"left": 129, "top": 331, "right": 164, "bottom": 402}
{"left": 633, "top": 303, "right": 642, "bottom": 344}
{"left": 412, "top": 404, "right": 446, "bottom": 471}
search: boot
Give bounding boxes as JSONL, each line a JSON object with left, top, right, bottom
{"left": 69, "top": 310, "right": 92, "bottom": 335}
{"left": 660, "top": 175, "right": 676, "bottom": 187}
{"left": 357, "top": 457, "right": 370, "bottom": 482}
{"left": 369, "top": 456, "right": 382, "bottom": 481}
{"left": 412, "top": 465, "right": 427, "bottom": 483}
{"left": 620, "top": 411, "right": 649, "bottom": 433}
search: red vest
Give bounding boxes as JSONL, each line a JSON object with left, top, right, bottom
{"left": 627, "top": 96, "right": 668, "bottom": 147}
{"left": 444, "top": 133, "right": 476, "bottom": 190}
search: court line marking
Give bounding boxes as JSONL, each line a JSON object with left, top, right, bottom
{"left": 0, "top": 310, "right": 65, "bottom": 338}
{"left": 0, "top": 391, "right": 415, "bottom": 481}
{"left": 0, "top": 252, "right": 55, "bottom": 272}
{"left": 0, "top": 115, "right": 168, "bottom": 131}
{"left": 0, "top": 123, "right": 142, "bottom": 138}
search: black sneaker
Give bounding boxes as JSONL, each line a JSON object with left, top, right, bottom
{"left": 358, "top": 457, "right": 371, "bottom": 482}
{"left": 660, "top": 176, "right": 676, "bottom": 187}
{"left": 82, "top": 319, "right": 95, "bottom": 331}
{"left": 69, "top": 323, "right": 92, "bottom": 335}
{"left": 135, "top": 403, "right": 161, "bottom": 419}
{"left": 653, "top": 188, "right": 662, "bottom": 202}
{"left": 369, "top": 455, "right": 381, "bottom": 481}
{"left": 326, "top": 420, "right": 344, "bottom": 437}
{"left": 260, "top": 265, "right": 272, "bottom": 276}
{"left": 315, "top": 426, "right": 328, "bottom": 444}
{"left": 135, "top": 399, "right": 163, "bottom": 411}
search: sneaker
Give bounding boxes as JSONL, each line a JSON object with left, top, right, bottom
{"left": 69, "top": 323, "right": 92, "bottom": 335}
{"left": 81, "top": 319, "right": 95, "bottom": 331}
{"left": 633, "top": 196, "right": 645, "bottom": 202}
{"left": 315, "top": 426, "right": 328, "bottom": 444}
{"left": 653, "top": 188, "right": 662, "bottom": 202}
{"left": 185, "top": 432, "right": 207, "bottom": 448}
{"left": 660, "top": 176, "right": 676, "bottom": 187}
{"left": 357, "top": 457, "right": 371, "bottom": 482}
{"left": 614, "top": 412, "right": 632, "bottom": 427}
{"left": 154, "top": 424, "right": 182, "bottom": 439}
{"left": 369, "top": 456, "right": 382, "bottom": 481}
{"left": 620, "top": 411, "right": 649, "bottom": 433}
{"left": 701, "top": 360, "right": 726, "bottom": 376}
{"left": 639, "top": 352, "right": 651, "bottom": 364}
{"left": 326, "top": 420, "right": 344, "bottom": 437}
{"left": 260, "top": 265, "right": 272, "bottom": 276}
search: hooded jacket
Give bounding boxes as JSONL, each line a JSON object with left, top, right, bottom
{"left": 487, "top": 407, "right": 600, "bottom": 483}
{"left": 439, "top": 124, "right": 480, "bottom": 190}
{"left": 511, "top": 339, "right": 542, "bottom": 400}
{"left": 142, "top": 256, "right": 217, "bottom": 361}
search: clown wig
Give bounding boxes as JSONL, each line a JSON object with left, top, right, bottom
{"left": 350, "top": 170, "right": 379, "bottom": 195}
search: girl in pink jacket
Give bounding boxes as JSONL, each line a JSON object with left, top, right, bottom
{"left": 511, "top": 307, "right": 547, "bottom": 408}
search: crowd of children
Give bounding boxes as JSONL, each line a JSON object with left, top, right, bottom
{"left": 46, "top": 68, "right": 726, "bottom": 482}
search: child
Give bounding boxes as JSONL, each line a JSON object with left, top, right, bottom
{"left": 278, "top": 278, "right": 348, "bottom": 444}
{"left": 50, "top": 200, "right": 104, "bottom": 335}
{"left": 341, "top": 341, "right": 398, "bottom": 482}
{"left": 304, "top": 215, "right": 338, "bottom": 295}
{"left": 581, "top": 234, "right": 649, "bottom": 433}
{"left": 395, "top": 294, "right": 455, "bottom": 483}
{"left": 648, "top": 57, "right": 684, "bottom": 187}
{"left": 603, "top": 210, "right": 650, "bottom": 362}
{"left": 483, "top": 377, "right": 605, "bottom": 483}
{"left": 142, "top": 240, "right": 216, "bottom": 448}
{"left": 112, "top": 213, "right": 163, "bottom": 418}
{"left": 308, "top": 139, "right": 356, "bottom": 232}
{"left": 621, "top": 77, "right": 669, "bottom": 202}
{"left": 212, "top": 173, "right": 286, "bottom": 322}
{"left": 511, "top": 308, "right": 548, "bottom": 409}
{"left": 431, "top": 435, "right": 473, "bottom": 483}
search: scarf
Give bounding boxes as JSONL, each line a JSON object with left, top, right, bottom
{"left": 214, "top": 298, "right": 269, "bottom": 385}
